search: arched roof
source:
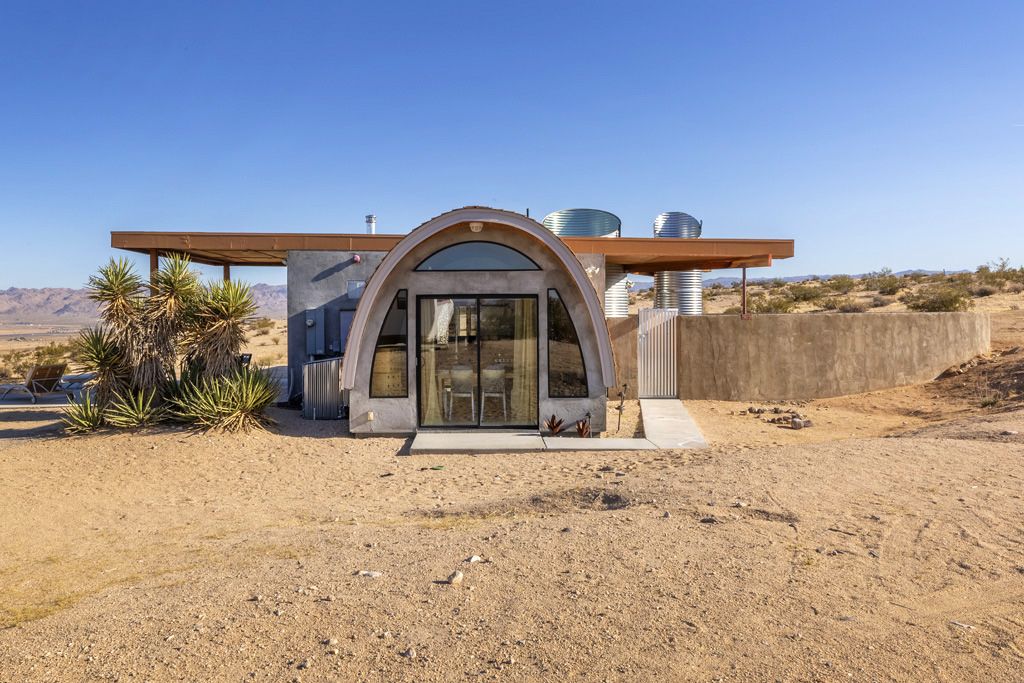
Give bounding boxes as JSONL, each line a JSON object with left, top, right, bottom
{"left": 341, "top": 207, "right": 616, "bottom": 390}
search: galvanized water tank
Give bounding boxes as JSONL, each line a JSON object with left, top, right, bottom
{"left": 542, "top": 208, "right": 627, "bottom": 318}
{"left": 541, "top": 208, "right": 621, "bottom": 238}
{"left": 653, "top": 212, "right": 703, "bottom": 315}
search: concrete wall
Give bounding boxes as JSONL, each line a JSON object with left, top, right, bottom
{"left": 286, "top": 250, "right": 386, "bottom": 400}
{"left": 607, "top": 315, "right": 638, "bottom": 399}
{"left": 675, "top": 312, "right": 991, "bottom": 401}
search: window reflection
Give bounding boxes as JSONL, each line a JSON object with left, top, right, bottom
{"left": 547, "top": 289, "right": 587, "bottom": 398}
{"left": 369, "top": 290, "right": 407, "bottom": 397}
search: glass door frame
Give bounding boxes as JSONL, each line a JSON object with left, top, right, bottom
{"left": 415, "top": 293, "right": 539, "bottom": 430}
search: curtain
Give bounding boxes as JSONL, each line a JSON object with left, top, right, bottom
{"left": 419, "top": 300, "right": 442, "bottom": 424}
{"left": 510, "top": 298, "right": 537, "bottom": 423}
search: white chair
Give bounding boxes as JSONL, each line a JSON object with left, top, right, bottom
{"left": 480, "top": 366, "right": 507, "bottom": 423}
{"left": 448, "top": 366, "right": 476, "bottom": 422}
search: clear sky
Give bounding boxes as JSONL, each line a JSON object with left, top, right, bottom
{"left": 1, "top": 1, "right": 1022, "bottom": 288}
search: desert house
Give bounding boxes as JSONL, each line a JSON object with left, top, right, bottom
{"left": 111, "top": 206, "right": 795, "bottom": 434}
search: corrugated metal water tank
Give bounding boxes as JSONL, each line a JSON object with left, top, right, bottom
{"left": 653, "top": 212, "right": 704, "bottom": 315}
{"left": 542, "top": 208, "right": 627, "bottom": 318}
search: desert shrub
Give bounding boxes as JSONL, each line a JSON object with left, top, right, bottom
{"left": 838, "top": 299, "right": 868, "bottom": 313}
{"left": 172, "top": 366, "right": 278, "bottom": 432}
{"left": 250, "top": 317, "right": 275, "bottom": 336}
{"left": 73, "top": 326, "right": 129, "bottom": 405}
{"left": 62, "top": 394, "right": 105, "bottom": 434}
{"left": 1006, "top": 282, "right": 1024, "bottom": 294}
{"left": 105, "top": 389, "right": 162, "bottom": 429}
{"left": 722, "top": 306, "right": 742, "bottom": 315}
{"left": 787, "top": 283, "right": 824, "bottom": 303}
{"left": 824, "top": 275, "right": 855, "bottom": 294}
{"left": 970, "top": 284, "right": 998, "bottom": 298}
{"left": 871, "top": 295, "right": 895, "bottom": 308}
{"left": 821, "top": 297, "right": 866, "bottom": 313}
{"left": 181, "top": 280, "right": 257, "bottom": 378}
{"left": 748, "top": 293, "right": 797, "bottom": 314}
{"left": 767, "top": 278, "right": 788, "bottom": 290}
{"left": 863, "top": 268, "right": 905, "bottom": 295}
{"left": 902, "top": 285, "right": 972, "bottom": 312}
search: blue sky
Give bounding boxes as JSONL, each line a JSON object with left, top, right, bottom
{"left": 1, "top": 1, "right": 1022, "bottom": 288}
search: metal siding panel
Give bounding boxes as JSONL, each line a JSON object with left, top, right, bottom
{"left": 638, "top": 308, "right": 679, "bottom": 398}
{"left": 302, "top": 357, "right": 344, "bottom": 420}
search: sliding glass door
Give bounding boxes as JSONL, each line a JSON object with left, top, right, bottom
{"left": 418, "top": 296, "right": 537, "bottom": 428}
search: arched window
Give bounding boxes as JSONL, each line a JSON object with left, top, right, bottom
{"left": 369, "top": 290, "right": 408, "bottom": 397}
{"left": 547, "top": 289, "right": 587, "bottom": 398}
{"left": 415, "top": 241, "right": 539, "bottom": 271}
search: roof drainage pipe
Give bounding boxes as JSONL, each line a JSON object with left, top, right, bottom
{"left": 653, "top": 211, "right": 704, "bottom": 316}
{"left": 542, "top": 208, "right": 628, "bottom": 318}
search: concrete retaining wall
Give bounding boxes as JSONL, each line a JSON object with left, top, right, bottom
{"left": 675, "top": 312, "right": 991, "bottom": 401}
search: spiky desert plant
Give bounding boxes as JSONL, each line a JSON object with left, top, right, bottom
{"left": 143, "top": 253, "right": 201, "bottom": 388}
{"left": 105, "top": 388, "right": 163, "bottom": 428}
{"left": 172, "top": 366, "right": 277, "bottom": 432}
{"left": 182, "top": 280, "right": 256, "bottom": 379}
{"left": 62, "top": 393, "right": 104, "bottom": 434}
{"left": 73, "top": 325, "right": 129, "bottom": 405}
{"left": 87, "top": 258, "right": 144, "bottom": 344}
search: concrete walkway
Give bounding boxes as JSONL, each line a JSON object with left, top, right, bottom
{"left": 409, "top": 400, "right": 708, "bottom": 453}
{"left": 638, "top": 399, "right": 708, "bottom": 449}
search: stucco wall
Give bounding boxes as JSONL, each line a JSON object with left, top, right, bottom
{"left": 607, "top": 315, "right": 638, "bottom": 399}
{"left": 675, "top": 312, "right": 991, "bottom": 401}
{"left": 286, "top": 250, "right": 385, "bottom": 400}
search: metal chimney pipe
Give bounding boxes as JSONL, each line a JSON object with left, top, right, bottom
{"left": 365, "top": 214, "right": 376, "bottom": 234}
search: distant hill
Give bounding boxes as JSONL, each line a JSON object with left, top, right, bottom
{"left": 627, "top": 270, "right": 959, "bottom": 291}
{"left": 0, "top": 284, "right": 288, "bottom": 323}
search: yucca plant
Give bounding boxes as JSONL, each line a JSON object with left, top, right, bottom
{"left": 73, "top": 326, "right": 129, "bottom": 405}
{"left": 62, "top": 393, "right": 104, "bottom": 434}
{"left": 87, "top": 258, "right": 144, "bottom": 345}
{"left": 182, "top": 280, "right": 256, "bottom": 379}
{"left": 172, "top": 366, "right": 277, "bottom": 432}
{"left": 144, "top": 253, "right": 201, "bottom": 391}
{"left": 105, "top": 389, "right": 163, "bottom": 428}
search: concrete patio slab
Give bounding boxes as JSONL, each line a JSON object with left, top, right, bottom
{"left": 639, "top": 399, "right": 708, "bottom": 449}
{"left": 543, "top": 437, "right": 658, "bottom": 450}
{"left": 410, "top": 431, "right": 546, "bottom": 454}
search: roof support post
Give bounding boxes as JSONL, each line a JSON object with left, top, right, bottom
{"left": 740, "top": 267, "right": 751, "bottom": 320}
{"left": 223, "top": 263, "right": 231, "bottom": 282}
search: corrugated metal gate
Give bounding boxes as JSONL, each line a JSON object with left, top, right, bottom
{"left": 302, "top": 357, "right": 345, "bottom": 420}
{"left": 638, "top": 308, "right": 679, "bottom": 398}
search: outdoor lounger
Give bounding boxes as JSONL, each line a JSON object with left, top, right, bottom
{"left": 0, "top": 363, "right": 70, "bottom": 404}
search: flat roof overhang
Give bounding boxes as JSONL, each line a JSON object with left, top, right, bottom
{"left": 110, "top": 230, "right": 793, "bottom": 273}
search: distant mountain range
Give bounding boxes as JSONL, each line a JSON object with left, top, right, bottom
{"left": 629, "top": 269, "right": 955, "bottom": 291}
{"left": 0, "top": 284, "right": 287, "bottom": 323}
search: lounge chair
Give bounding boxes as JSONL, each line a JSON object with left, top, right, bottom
{"left": 0, "top": 363, "right": 68, "bottom": 403}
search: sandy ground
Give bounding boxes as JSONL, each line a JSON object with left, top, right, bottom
{"left": 1, "top": 409, "right": 1022, "bottom": 682}
{"left": 1, "top": 313, "right": 1022, "bottom": 681}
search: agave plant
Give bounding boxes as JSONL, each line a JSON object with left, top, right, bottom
{"left": 62, "top": 393, "right": 104, "bottom": 434}
{"left": 172, "top": 366, "right": 277, "bottom": 432}
{"left": 73, "top": 326, "right": 129, "bottom": 405}
{"left": 182, "top": 280, "right": 256, "bottom": 379}
{"left": 105, "top": 389, "right": 162, "bottom": 428}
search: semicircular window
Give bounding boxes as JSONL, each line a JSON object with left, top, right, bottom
{"left": 415, "top": 241, "right": 540, "bottom": 271}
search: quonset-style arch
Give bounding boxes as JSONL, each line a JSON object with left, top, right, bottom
{"left": 341, "top": 207, "right": 616, "bottom": 390}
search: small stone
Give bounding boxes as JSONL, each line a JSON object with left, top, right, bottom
{"left": 1002, "top": 430, "right": 1019, "bottom": 436}
{"left": 699, "top": 516, "right": 720, "bottom": 524}
{"left": 400, "top": 647, "right": 417, "bottom": 659}
{"left": 249, "top": 595, "right": 263, "bottom": 602}
{"left": 324, "top": 638, "right": 339, "bottom": 646}
{"left": 662, "top": 511, "right": 671, "bottom": 519}
{"left": 297, "top": 659, "right": 310, "bottom": 670}
{"left": 731, "top": 501, "right": 748, "bottom": 508}
{"left": 357, "top": 570, "right": 383, "bottom": 578}
{"left": 327, "top": 648, "right": 338, "bottom": 656}
{"left": 274, "top": 609, "right": 284, "bottom": 616}
{"left": 467, "top": 555, "right": 483, "bottom": 563}
{"left": 447, "top": 570, "right": 464, "bottom": 585}
{"left": 560, "top": 527, "right": 572, "bottom": 533}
